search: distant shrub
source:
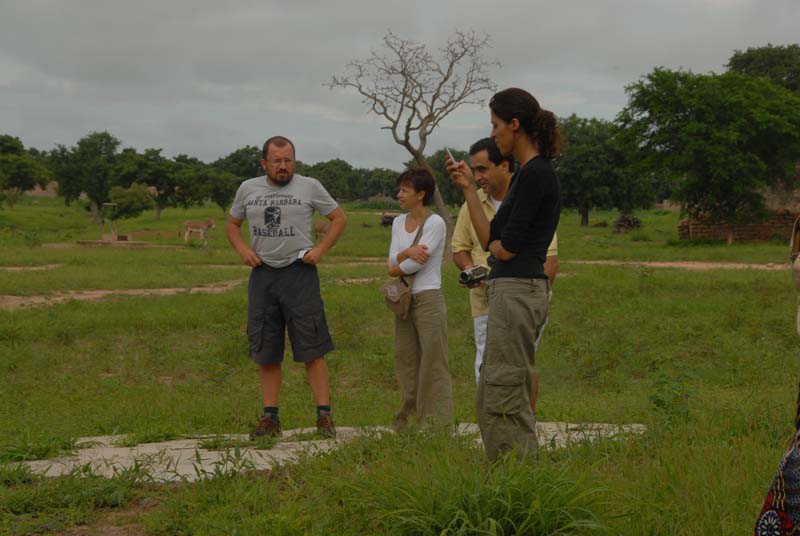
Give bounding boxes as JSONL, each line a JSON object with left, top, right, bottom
{"left": 613, "top": 215, "right": 642, "bottom": 233}
{"left": 108, "top": 183, "right": 154, "bottom": 220}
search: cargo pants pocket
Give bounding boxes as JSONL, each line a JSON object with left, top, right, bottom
{"left": 483, "top": 363, "right": 527, "bottom": 416}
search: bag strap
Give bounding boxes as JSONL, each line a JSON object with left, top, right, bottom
{"left": 410, "top": 212, "right": 429, "bottom": 247}
{"left": 400, "top": 211, "right": 431, "bottom": 286}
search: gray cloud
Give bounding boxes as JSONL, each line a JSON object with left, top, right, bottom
{"left": 1, "top": 0, "right": 797, "bottom": 168}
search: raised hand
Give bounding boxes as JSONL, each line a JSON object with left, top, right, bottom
{"left": 446, "top": 157, "right": 476, "bottom": 191}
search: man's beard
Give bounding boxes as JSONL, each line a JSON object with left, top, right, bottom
{"left": 267, "top": 171, "right": 294, "bottom": 185}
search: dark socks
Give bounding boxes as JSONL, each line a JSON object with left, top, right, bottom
{"left": 264, "top": 406, "right": 279, "bottom": 422}
{"left": 317, "top": 405, "right": 331, "bottom": 418}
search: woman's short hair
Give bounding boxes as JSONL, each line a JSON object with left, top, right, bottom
{"left": 489, "top": 88, "right": 563, "bottom": 159}
{"left": 396, "top": 168, "right": 436, "bottom": 206}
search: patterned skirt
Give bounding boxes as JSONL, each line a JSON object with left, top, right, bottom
{"left": 755, "top": 382, "right": 800, "bottom": 535}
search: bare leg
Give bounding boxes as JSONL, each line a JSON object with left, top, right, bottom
{"left": 305, "top": 357, "right": 330, "bottom": 406}
{"left": 258, "top": 363, "right": 282, "bottom": 407}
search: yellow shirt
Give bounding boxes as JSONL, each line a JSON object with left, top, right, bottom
{"left": 451, "top": 189, "right": 558, "bottom": 317}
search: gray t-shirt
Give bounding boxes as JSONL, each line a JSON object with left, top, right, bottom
{"left": 229, "top": 174, "right": 338, "bottom": 268}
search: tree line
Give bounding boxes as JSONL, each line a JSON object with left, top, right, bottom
{"left": 2, "top": 43, "right": 799, "bottom": 229}
{"left": 0, "top": 135, "right": 405, "bottom": 222}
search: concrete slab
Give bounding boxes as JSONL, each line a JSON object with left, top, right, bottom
{"left": 22, "top": 422, "right": 645, "bottom": 482}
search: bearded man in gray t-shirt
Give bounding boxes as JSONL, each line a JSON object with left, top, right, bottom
{"left": 227, "top": 136, "right": 347, "bottom": 439}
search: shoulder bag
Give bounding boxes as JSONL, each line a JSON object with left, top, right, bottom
{"left": 380, "top": 214, "right": 429, "bottom": 320}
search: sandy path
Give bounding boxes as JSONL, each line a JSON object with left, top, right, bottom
{"left": 336, "top": 277, "right": 383, "bottom": 285}
{"left": 0, "top": 279, "right": 245, "bottom": 311}
{"left": 569, "top": 260, "right": 788, "bottom": 271}
{"left": 0, "top": 263, "right": 62, "bottom": 272}
{"left": 2, "top": 259, "right": 784, "bottom": 310}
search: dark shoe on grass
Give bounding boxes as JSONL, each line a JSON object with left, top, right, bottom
{"left": 317, "top": 410, "right": 336, "bottom": 438}
{"left": 250, "top": 414, "right": 281, "bottom": 440}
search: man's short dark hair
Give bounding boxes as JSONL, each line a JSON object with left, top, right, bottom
{"left": 468, "top": 138, "right": 516, "bottom": 173}
{"left": 396, "top": 168, "right": 436, "bottom": 206}
{"left": 262, "top": 136, "right": 296, "bottom": 159}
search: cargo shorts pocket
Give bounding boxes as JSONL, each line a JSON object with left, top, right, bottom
{"left": 288, "top": 303, "right": 327, "bottom": 354}
{"left": 484, "top": 363, "right": 527, "bottom": 416}
{"left": 247, "top": 309, "right": 266, "bottom": 354}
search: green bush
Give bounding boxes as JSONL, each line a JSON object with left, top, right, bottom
{"left": 108, "top": 182, "right": 154, "bottom": 220}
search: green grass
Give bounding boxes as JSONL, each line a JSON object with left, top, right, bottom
{"left": 0, "top": 462, "right": 153, "bottom": 535}
{"left": 0, "top": 197, "right": 797, "bottom": 533}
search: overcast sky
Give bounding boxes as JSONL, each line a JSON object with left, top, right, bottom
{"left": 1, "top": 0, "right": 797, "bottom": 170}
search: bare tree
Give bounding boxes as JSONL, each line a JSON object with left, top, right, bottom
{"left": 328, "top": 29, "right": 499, "bottom": 223}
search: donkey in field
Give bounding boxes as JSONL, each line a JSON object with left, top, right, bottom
{"left": 183, "top": 217, "right": 216, "bottom": 243}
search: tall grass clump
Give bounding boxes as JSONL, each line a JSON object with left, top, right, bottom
{"left": 375, "top": 453, "right": 607, "bottom": 534}
{"left": 0, "top": 433, "right": 77, "bottom": 463}
{"left": 290, "top": 430, "right": 609, "bottom": 534}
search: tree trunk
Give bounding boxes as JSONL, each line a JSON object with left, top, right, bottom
{"left": 156, "top": 205, "right": 162, "bottom": 221}
{"left": 90, "top": 201, "right": 101, "bottom": 226}
{"left": 416, "top": 159, "right": 453, "bottom": 261}
{"left": 579, "top": 206, "right": 589, "bottom": 227}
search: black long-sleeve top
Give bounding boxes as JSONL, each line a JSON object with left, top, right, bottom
{"left": 487, "top": 156, "right": 561, "bottom": 280}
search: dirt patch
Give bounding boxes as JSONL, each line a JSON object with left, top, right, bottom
{"left": 61, "top": 505, "right": 153, "bottom": 536}
{"left": 42, "top": 242, "right": 189, "bottom": 250}
{"left": 570, "top": 260, "right": 787, "bottom": 271}
{"left": 76, "top": 240, "right": 188, "bottom": 249}
{"left": 337, "top": 277, "right": 383, "bottom": 285}
{"left": 121, "top": 230, "right": 181, "bottom": 240}
{"left": 0, "top": 263, "right": 61, "bottom": 272}
{"left": 0, "top": 279, "right": 245, "bottom": 311}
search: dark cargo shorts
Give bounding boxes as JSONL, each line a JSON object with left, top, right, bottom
{"left": 247, "top": 261, "right": 334, "bottom": 365}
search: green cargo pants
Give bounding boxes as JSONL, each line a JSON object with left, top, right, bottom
{"left": 477, "top": 278, "right": 549, "bottom": 460}
{"left": 393, "top": 289, "right": 453, "bottom": 427}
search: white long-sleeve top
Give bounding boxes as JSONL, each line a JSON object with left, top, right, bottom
{"left": 388, "top": 213, "right": 446, "bottom": 294}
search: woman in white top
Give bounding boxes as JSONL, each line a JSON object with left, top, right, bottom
{"left": 387, "top": 168, "right": 453, "bottom": 428}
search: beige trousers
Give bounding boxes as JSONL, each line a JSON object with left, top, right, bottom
{"left": 393, "top": 289, "right": 453, "bottom": 427}
{"left": 477, "top": 278, "right": 549, "bottom": 460}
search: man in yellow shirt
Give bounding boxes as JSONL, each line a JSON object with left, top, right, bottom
{"left": 451, "top": 137, "right": 558, "bottom": 413}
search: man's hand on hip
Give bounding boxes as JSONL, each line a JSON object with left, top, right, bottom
{"left": 302, "top": 246, "right": 324, "bottom": 265}
{"left": 238, "top": 246, "right": 262, "bottom": 267}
